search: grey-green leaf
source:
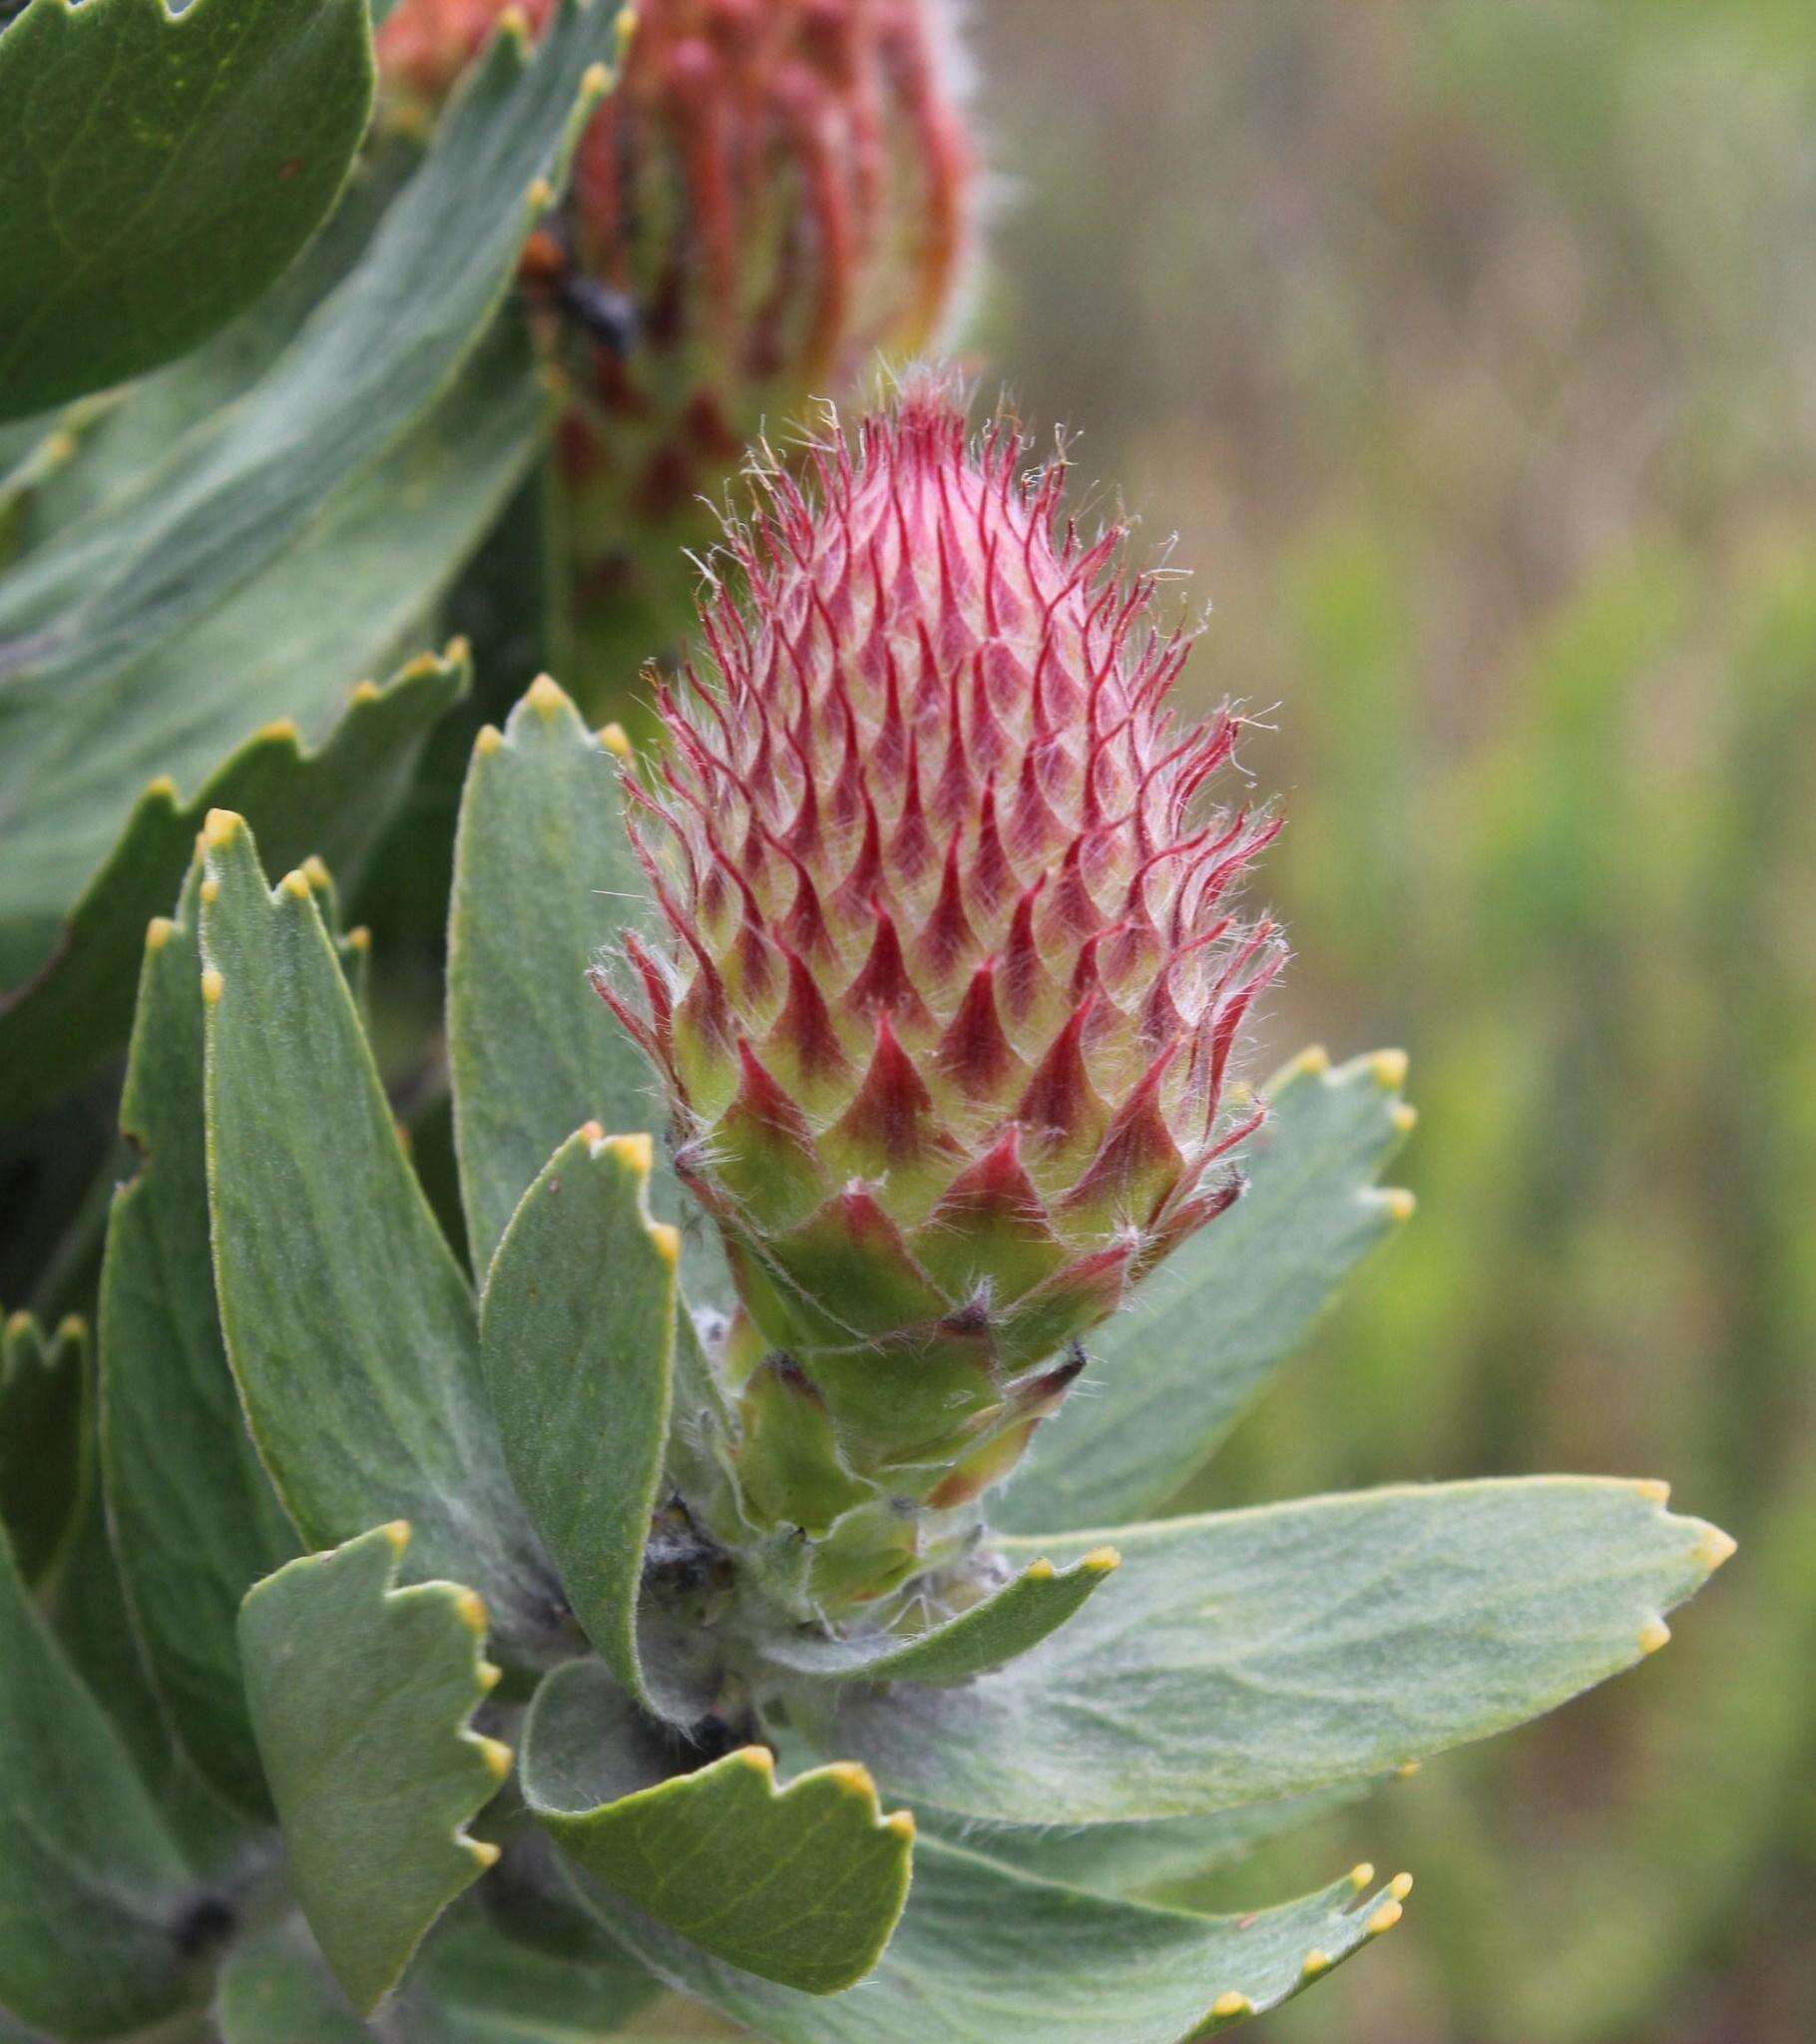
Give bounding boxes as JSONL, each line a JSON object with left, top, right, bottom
{"left": 596, "top": 1835, "right": 1408, "bottom": 2044}
{"left": 101, "top": 867, "right": 300, "bottom": 1815}
{"left": 998, "top": 1047, "right": 1415, "bottom": 1534}
{"left": 409, "top": 1914, "right": 663, "bottom": 2042}
{"left": 201, "top": 814, "right": 557, "bottom": 1651}
{"left": 0, "top": 1304, "right": 87, "bottom": 1584}
{"left": 760, "top": 1546, "right": 1122, "bottom": 1687}
{"left": 790, "top": 1479, "right": 1732, "bottom": 1825}
{"left": 217, "top": 1921, "right": 371, "bottom": 2044}
{"left": 523, "top": 1658, "right": 914, "bottom": 1996}
{"left": 480, "top": 1126, "right": 679, "bottom": 1712}
{"left": 0, "top": 0, "right": 626, "bottom": 1038}
{"left": 0, "top": 649, "right": 464, "bottom": 1124}
{"left": 932, "top": 1782, "right": 1383, "bottom": 1897}
{"left": 0, "top": 1523, "right": 202, "bottom": 2040}
{"left": 448, "top": 677, "right": 679, "bottom": 1279}
{"left": 0, "top": 0, "right": 375, "bottom": 419}
{"left": 238, "top": 1524, "right": 512, "bottom": 2015}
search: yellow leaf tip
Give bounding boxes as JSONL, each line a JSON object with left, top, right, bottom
{"left": 1391, "top": 1101, "right": 1419, "bottom": 1133}
{"left": 279, "top": 868, "right": 311, "bottom": 900}
{"left": 1370, "top": 1048, "right": 1409, "bottom": 1090}
{"left": 885, "top": 1809, "right": 916, "bottom": 1841}
{"left": 257, "top": 718, "right": 300, "bottom": 746}
{"left": 1348, "top": 1861, "right": 1375, "bottom": 1892}
{"left": 203, "top": 808, "right": 242, "bottom": 848}
{"left": 476, "top": 724, "right": 505, "bottom": 756}
{"left": 381, "top": 1520, "right": 412, "bottom": 1556}
{"left": 200, "top": 877, "right": 221, "bottom": 905}
{"left": 477, "top": 1660, "right": 503, "bottom": 1694}
{"left": 1383, "top": 1188, "right": 1417, "bottom": 1223}
{"left": 1286, "top": 1043, "right": 1331, "bottom": 1079}
{"left": 601, "top": 1131, "right": 654, "bottom": 1177}
{"left": 1638, "top": 1617, "right": 1671, "bottom": 1656}
{"left": 146, "top": 916, "right": 175, "bottom": 952}
{"left": 527, "top": 176, "right": 557, "bottom": 211}
{"left": 347, "top": 925, "right": 371, "bottom": 952}
{"left": 650, "top": 1222, "right": 681, "bottom": 1267}
{"left": 599, "top": 721, "right": 633, "bottom": 761}
{"left": 468, "top": 1837, "right": 502, "bottom": 1870}
{"left": 444, "top": 634, "right": 472, "bottom": 666}
{"left": 1395, "top": 1760, "right": 1421, "bottom": 1780}
{"left": 456, "top": 1589, "right": 489, "bottom": 1635}
{"left": 302, "top": 855, "right": 331, "bottom": 891}
{"left": 1210, "top": 1992, "right": 1253, "bottom": 2021}
{"left": 1634, "top": 1479, "right": 1671, "bottom": 1505}
{"left": 826, "top": 1762, "right": 877, "bottom": 1798}
{"left": 582, "top": 58, "right": 612, "bottom": 94}
{"left": 1387, "top": 1871, "right": 1414, "bottom": 1901}
{"left": 201, "top": 968, "right": 226, "bottom": 1006}
{"left": 1367, "top": 1898, "right": 1404, "bottom": 1936}
{"left": 736, "top": 1745, "right": 776, "bottom": 1775}
{"left": 478, "top": 1736, "right": 514, "bottom": 1782}
{"left": 1082, "top": 1545, "right": 1122, "bottom": 1575}
{"left": 351, "top": 679, "right": 382, "bottom": 704}
{"left": 145, "top": 773, "right": 179, "bottom": 802}
{"left": 527, "top": 673, "right": 566, "bottom": 719}
{"left": 1300, "top": 1949, "right": 1331, "bottom": 1979}
{"left": 1699, "top": 1525, "right": 1738, "bottom": 1571}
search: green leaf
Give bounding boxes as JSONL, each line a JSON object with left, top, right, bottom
{"left": 0, "top": 1304, "right": 87, "bottom": 1584}
{"left": 523, "top": 1658, "right": 914, "bottom": 1996}
{"left": 238, "top": 1523, "right": 514, "bottom": 2015}
{"left": 0, "top": 1522, "right": 203, "bottom": 2040}
{"left": 43, "top": 1484, "right": 252, "bottom": 1880}
{"left": 997, "top": 1047, "right": 1415, "bottom": 1534}
{"left": 448, "top": 677, "right": 679, "bottom": 1278}
{"left": 201, "top": 813, "right": 557, "bottom": 1651}
{"left": 788, "top": 1479, "right": 1732, "bottom": 1825}
{"left": 0, "top": 0, "right": 375, "bottom": 419}
{"left": 221, "top": 1907, "right": 663, "bottom": 2043}
{"left": 0, "top": 0, "right": 627, "bottom": 1015}
{"left": 17, "top": 143, "right": 407, "bottom": 543}
{"left": 0, "top": 648, "right": 464, "bottom": 1124}
{"left": 100, "top": 867, "right": 301, "bottom": 1815}
{"left": 594, "top": 1834, "right": 1410, "bottom": 2044}
{"left": 410, "top": 1914, "right": 663, "bottom": 2042}
{"left": 217, "top": 1921, "right": 370, "bottom": 2044}
{"left": 760, "top": 1546, "right": 1122, "bottom": 1687}
{"left": 480, "top": 1125, "right": 679, "bottom": 1712}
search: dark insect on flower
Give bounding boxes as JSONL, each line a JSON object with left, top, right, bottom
{"left": 520, "top": 224, "right": 642, "bottom": 360}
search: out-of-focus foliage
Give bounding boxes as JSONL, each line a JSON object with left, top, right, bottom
{"left": 972, "top": 3, "right": 1815, "bottom": 2039}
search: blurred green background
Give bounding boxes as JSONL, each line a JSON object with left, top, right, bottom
{"left": 966, "top": 2, "right": 1816, "bottom": 2040}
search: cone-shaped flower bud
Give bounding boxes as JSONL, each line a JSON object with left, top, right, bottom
{"left": 378, "top": 0, "right": 975, "bottom": 715}
{"left": 603, "top": 383, "right": 1286, "bottom": 1528}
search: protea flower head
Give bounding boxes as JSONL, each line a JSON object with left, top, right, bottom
{"left": 601, "top": 383, "right": 1285, "bottom": 1569}
{"left": 378, "top": 0, "right": 974, "bottom": 701}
